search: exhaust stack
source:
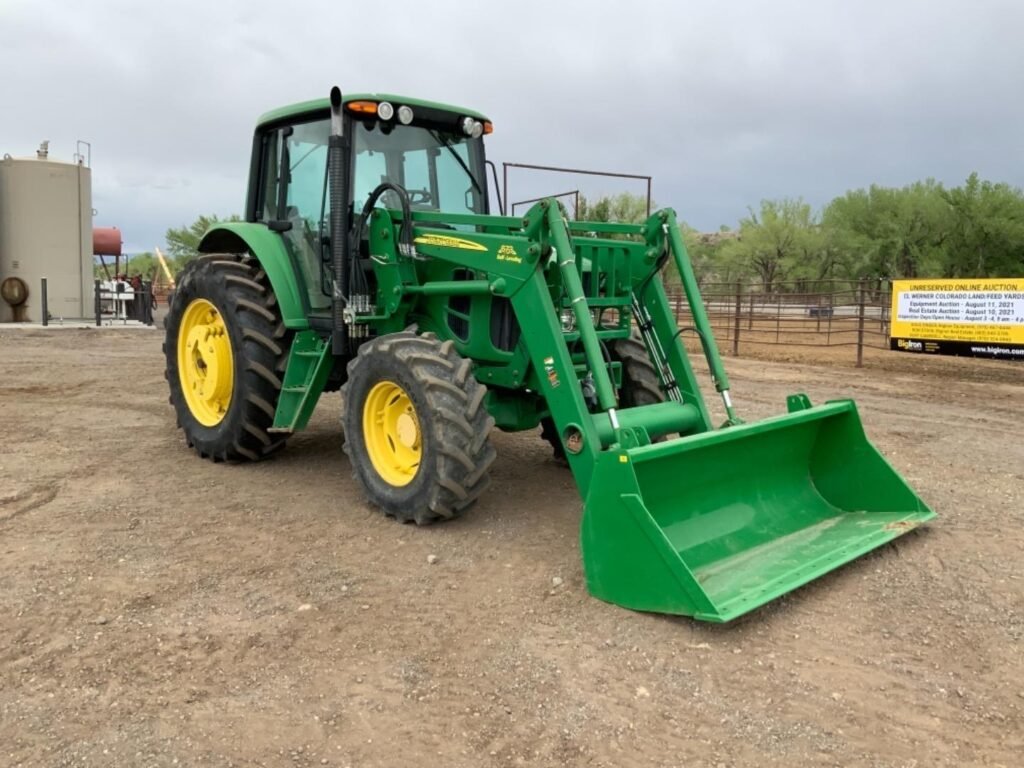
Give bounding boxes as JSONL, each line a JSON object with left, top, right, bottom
{"left": 328, "top": 86, "right": 351, "bottom": 355}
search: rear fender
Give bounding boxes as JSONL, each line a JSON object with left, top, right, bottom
{"left": 198, "top": 223, "right": 309, "bottom": 329}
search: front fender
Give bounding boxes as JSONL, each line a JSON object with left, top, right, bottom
{"left": 198, "top": 223, "right": 308, "bottom": 329}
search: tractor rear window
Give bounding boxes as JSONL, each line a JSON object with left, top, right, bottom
{"left": 352, "top": 121, "right": 486, "bottom": 219}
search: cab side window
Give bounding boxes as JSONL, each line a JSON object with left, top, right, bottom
{"left": 285, "top": 121, "right": 329, "bottom": 232}
{"left": 258, "top": 119, "right": 331, "bottom": 311}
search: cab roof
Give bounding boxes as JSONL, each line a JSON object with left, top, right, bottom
{"left": 257, "top": 92, "right": 490, "bottom": 127}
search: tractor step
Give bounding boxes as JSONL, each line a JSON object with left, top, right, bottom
{"left": 270, "top": 330, "right": 334, "bottom": 434}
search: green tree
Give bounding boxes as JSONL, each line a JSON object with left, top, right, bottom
{"left": 823, "top": 181, "right": 949, "bottom": 279}
{"left": 666, "top": 174, "right": 1024, "bottom": 284}
{"left": 93, "top": 251, "right": 159, "bottom": 280}
{"left": 680, "top": 223, "right": 739, "bottom": 284}
{"left": 718, "top": 199, "right": 818, "bottom": 291}
{"left": 165, "top": 213, "right": 241, "bottom": 264}
{"left": 576, "top": 192, "right": 652, "bottom": 223}
{"left": 941, "top": 173, "right": 1024, "bottom": 277}
{"left": 124, "top": 251, "right": 158, "bottom": 278}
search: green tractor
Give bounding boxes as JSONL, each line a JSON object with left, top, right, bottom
{"left": 164, "top": 87, "right": 934, "bottom": 622}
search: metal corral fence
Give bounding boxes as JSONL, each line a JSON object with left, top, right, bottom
{"left": 667, "top": 278, "right": 892, "bottom": 367}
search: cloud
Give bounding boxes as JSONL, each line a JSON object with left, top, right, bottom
{"left": 2, "top": 0, "right": 1021, "bottom": 250}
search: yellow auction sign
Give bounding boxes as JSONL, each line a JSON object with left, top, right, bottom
{"left": 890, "top": 278, "right": 1024, "bottom": 361}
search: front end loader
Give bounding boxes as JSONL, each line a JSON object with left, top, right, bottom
{"left": 164, "top": 87, "right": 934, "bottom": 622}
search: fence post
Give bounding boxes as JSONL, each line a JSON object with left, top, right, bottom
{"left": 747, "top": 293, "right": 754, "bottom": 330}
{"left": 41, "top": 277, "right": 48, "bottom": 326}
{"left": 775, "top": 288, "right": 782, "bottom": 343}
{"left": 143, "top": 281, "right": 154, "bottom": 326}
{"left": 880, "top": 280, "right": 889, "bottom": 336}
{"left": 94, "top": 279, "right": 102, "bottom": 326}
{"left": 856, "top": 277, "right": 866, "bottom": 368}
{"left": 815, "top": 294, "right": 822, "bottom": 332}
{"left": 827, "top": 291, "right": 833, "bottom": 344}
{"left": 733, "top": 281, "right": 742, "bottom": 356}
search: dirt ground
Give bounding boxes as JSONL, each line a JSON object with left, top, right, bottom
{"left": 1, "top": 327, "right": 1022, "bottom": 768}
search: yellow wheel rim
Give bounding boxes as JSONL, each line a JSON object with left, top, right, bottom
{"left": 362, "top": 380, "right": 421, "bottom": 487}
{"left": 177, "top": 298, "right": 234, "bottom": 427}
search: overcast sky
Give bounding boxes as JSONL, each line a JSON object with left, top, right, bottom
{"left": 2, "top": 0, "right": 1022, "bottom": 253}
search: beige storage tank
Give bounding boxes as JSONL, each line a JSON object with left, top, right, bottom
{"left": 0, "top": 142, "right": 93, "bottom": 322}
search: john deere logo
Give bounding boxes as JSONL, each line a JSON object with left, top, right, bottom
{"left": 413, "top": 234, "right": 487, "bottom": 252}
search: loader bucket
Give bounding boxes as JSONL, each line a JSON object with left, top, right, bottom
{"left": 581, "top": 398, "right": 934, "bottom": 622}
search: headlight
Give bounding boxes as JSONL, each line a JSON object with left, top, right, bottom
{"left": 377, "top": 101, "right": 394, "bottom": 120}
{"left": 461, "top": 117, "right": 483, "bottom": 138}
{"left": 397, "top": 105, "right": 414, "bottom": 124}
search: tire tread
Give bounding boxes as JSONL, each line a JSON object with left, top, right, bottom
{"left": 164, "top": 252, "right": 291, "bottom": 462}
{"left": 342, "top": 333, "right": 495, "bottom": 524}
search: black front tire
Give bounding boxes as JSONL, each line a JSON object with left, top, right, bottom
{"left": 341, "top": 331, "right": 496, "bottom": 524}
{"left": 163, "top": 253, "right": 292, "bottom": 462}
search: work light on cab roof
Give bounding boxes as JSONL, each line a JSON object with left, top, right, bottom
{"left": 461, "top": 116, "right": 484, "bottom": 139}
{"left": 338, "top": 97, "right": 492, "bottom": 137}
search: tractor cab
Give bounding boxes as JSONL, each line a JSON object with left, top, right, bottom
{"left": 246, "top": 95, "right": 492, "bottom": 315}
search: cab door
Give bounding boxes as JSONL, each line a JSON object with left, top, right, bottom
{"left": 257, "top": 118, "right": 332, "bottom": 314}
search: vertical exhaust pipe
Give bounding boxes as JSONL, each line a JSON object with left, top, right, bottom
{"left": 328, "top": 86, "right": 351, "bottom": 354}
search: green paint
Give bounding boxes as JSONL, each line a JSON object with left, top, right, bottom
{"left": 272, "top": 330, "right": 334, "bottom": 433}
{"left": 199, "top": 222, "right": 309, "bottom": 329}
{"left": 484, "top": 389, "right": 546, "bottom": 432}
{"left": 581, "top": 400, "right": 934, "bottom": 621}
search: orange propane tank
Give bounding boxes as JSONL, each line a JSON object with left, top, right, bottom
{"left": 93, "top": 227, "right": 122, "bottom": 256}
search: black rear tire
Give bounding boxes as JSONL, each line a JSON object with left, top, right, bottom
{"left": 610, "top": 334, "right": 665, "bottom": 409}
{"left": 342, "top": 331, "right": 496, "bottom": 524}
{"left": 163, "top": 253, "right": 292, "bottom": 462}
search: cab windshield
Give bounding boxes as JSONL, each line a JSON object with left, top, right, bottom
{"left": 352, "top": 120, "right": 486, "bottom": 216}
